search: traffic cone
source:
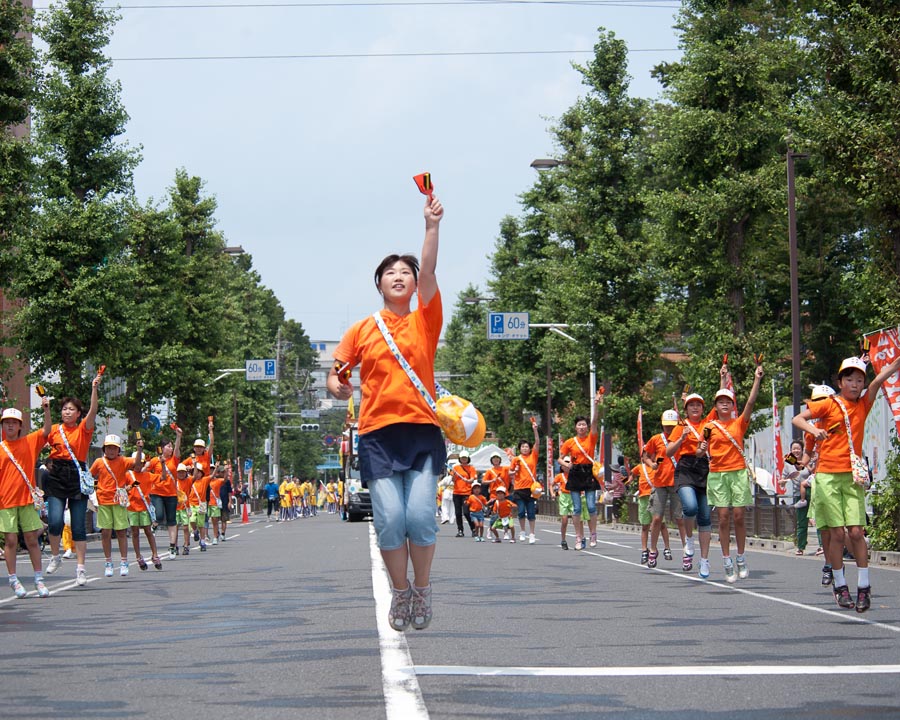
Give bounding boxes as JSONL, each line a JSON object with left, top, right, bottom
{"left": 241, "top": 502, "right": 249, "bottom": 524}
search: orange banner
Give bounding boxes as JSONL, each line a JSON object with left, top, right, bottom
{"left": 864, "top": 327, "right": 900, "bottom": 436}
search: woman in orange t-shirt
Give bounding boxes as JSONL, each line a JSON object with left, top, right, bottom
{"left": 147, "top": 426, "right": 183, "bottom": 559}
{"left": 43, "top": 369, "right": 103, "bottom": 584}
{"left": 450, "top": 452, "right": 477, "bottom": 537}
{"left": 509, "top": 420, "right": 540, "bottom": 544}
{"left": 326, "top": 194, "right": 445, "bottom": 633}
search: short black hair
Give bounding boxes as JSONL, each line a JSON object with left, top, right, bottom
{"left": 374, "top": 254, "right": 419, "bottom": 289}
{"left": 574, "top": 415, "right": 588, "bottom": 425}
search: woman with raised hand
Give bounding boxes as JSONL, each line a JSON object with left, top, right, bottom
{"left": 327, "top": 192, "right": 445, "bottom": 632}
{"left": 44, "top": 369, "right": 103, "bottom": 587}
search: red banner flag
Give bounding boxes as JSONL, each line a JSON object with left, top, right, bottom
{"left": 864, "top": 327, "right": 900, "bottom": 436}
{"left": 772, "top": 381, "right": 784, "bottom": 494}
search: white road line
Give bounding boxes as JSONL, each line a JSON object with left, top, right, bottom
{"left": 369, "top": 524, "right": 429, "bottom": 720}
{"left": 248, "top": 530, "right": 256, "bottom": 534}
{"left": 265, "top": 524, "right": 274, "bottom": 528}
{"left": 414, "top": 664, "right": 900, "bottom": 678}
{"left": 560, "top": 540, "right": 900, "bottom": 635}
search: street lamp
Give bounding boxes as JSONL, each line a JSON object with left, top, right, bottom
{"left": 787, "top": 147, "right": 808, "bottom": 440}
{"left": 530, "top": 158, "right": 568, "bottom": 171}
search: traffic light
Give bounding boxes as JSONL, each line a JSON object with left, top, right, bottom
{"left": 300, "top": 424, "right": 320, "bottom": 432}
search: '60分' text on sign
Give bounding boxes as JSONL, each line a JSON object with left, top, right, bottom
{"left": 246, "top": 359, "right": 277, "bottom": 381}
{"left": 488, "top": 312, "right": 530, "bottom": 341}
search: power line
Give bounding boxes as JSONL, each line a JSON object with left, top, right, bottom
{"left": 111, "top": 47, "right": 679, "bottom": 61}
{"left": 34, "top": 0, "right": 680, "bottom": 10}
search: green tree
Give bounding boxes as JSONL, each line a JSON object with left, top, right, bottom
{"left": 10, "top": 0, "right": 139, "bottom": 399}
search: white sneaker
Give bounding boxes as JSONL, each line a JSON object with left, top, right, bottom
{"left": 104, "top": 562, "right": 114, "bottom": 577}
{"left": 698, "top": 558, "right": 710, "bottom": 579}
{"left": 120, "top": 561, "right": 130, "bottom": 577}
{"left": 76, "top": 569, "right": 87, "bottom": 586}
{"left": 684, "top": 537, "right": 695, "bottom": 557}
{"left": 723, "top": 561, "right": 737, "bottom": 584}
{"left": 528, "top": 533, "right": 536, "bottom": 545}
{"left": 518, "top": 532, "right": 526, "bottom": 542}
{"left": 35, "top": 579, "right": 50, "bottom": 598}
{"left": 46, "top": 556, "right": 62, "bottom": 574}
{"left": 212, "top": 537, "right": 219, "bottom": 546}
{"left": 62, "top": 549, "right": 76, "bottom": 560}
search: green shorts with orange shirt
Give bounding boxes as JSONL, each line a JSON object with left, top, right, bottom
{"left": 707, "top": 470, "right": 753, "bottom": 508}
{"left": 638, "top": 496, "right": 652, "bottom": 526}
{"left": 0, "top": 504, "right": 44, "bottom": 535}
{"left": 128, "top": 510, "right": 152, "bottom": 527}
{"left": 97, "top": 504, "right": 130, "bottom": 531}
{"left": 813, "top": 471, "right": 866, "bottom": 530}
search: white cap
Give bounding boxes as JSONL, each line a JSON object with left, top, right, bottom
{"left": 838, "top": 357, "right": 867, "bottom": 377}
{"left": 809, "top": 384, "right": 835, "bottom": 401}
{"left": 194, "top": 462, "right": 204, "bottom": 472}
{"left": 1, "top": 408, "right": 23, "bottom": 423}
{"left": 458, "top": 451, "right": 471, "bottom": 460}
{"left": 193, "top": 439, "right": 206, "bottom": 448}
{"left": 176, "top": 463, "right": 188, "bottom": 473}
{"left": 661, "top": 409, "right": 679, "bottom": 426}
{"left": 560, "top": 455, "right": 572, "bottom": 464}
{"left": 495, "top": 486, "right": 507, "bottom": 494}
{"left": 684, "top": 393, "right": 705, "bottom": 407}
{"left": 103, "top": 434, "right": 122, "bottom": 448}
{"left": 714, "top": 388, "right": 736, "bottom": 403}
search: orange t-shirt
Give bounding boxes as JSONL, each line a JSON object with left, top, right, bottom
{"left": 511, "top": 452, "right": 538, "bottom": 491}
{"left": 666, "top": 410, "right": 716, "bottom": 460}
{"left": 642, "top": 433, "right": 676, "bottom": 487}
{"left": 552, "top": 471, "right": 570, "bottom": 494}
{"left": 493, "top": 498, "right": 516, "bottom": 518}
{"left": 189, "top": 476, "right": 211, "bottom": 508}
{"left": 482, "top": 465, "right": 509, "bottom": 499}
{"left": 183, "top": 451, "right": 212, "bottom": 472}
{"left": 560, "top": 432, "right": 597, "bottom": 465}
{"left": 126, "top": 469, "right": 155, "bottom": 513}
{"left": 631, "top": 464, "right": 653, "bottom": 497}
{"left": 704, "top": 416, "right": 750, "bottom": 473}
{"left": 466, "top": 494, "right": 487, "bottom": 513}
{"left": 147, "top": 455, "right": 180, "bottom": 497}
{"left": 333, "top": 290, "right": 443, "bottom": 435}
{"left": 0, "top": 431, "right": 47, "bottom": 509}
{"left": 176, "top": 476, "right": 192, "bottom": 511}
{"left": 47, "top": 420, "right": 94, "bottom": 463}
{"left": 90, "top": 455, "right": 136, "bottom": 506}
{"left": 210, "top": 477, "right": 225, "bottom": 508}
{"left": 451, "top": 463, "right": 476, "bottom": 495}
{"left": 807, "top": 396, "right": 869, "bottom": 474}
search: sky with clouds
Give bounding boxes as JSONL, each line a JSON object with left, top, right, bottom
{"left": 43, "top": 0, "right": 683, "bottom": 341}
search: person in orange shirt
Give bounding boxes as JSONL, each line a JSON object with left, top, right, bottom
{"left": 481, "top": 453, "right": 509, "bottom": 502}
{"left": 488, "top": 486, "right": 517, "bottom": 543}
{"left": 326, "top": 193, "right": 445, "bottom": 633}
{"left": 450, "top": 452, "right": 477, "bottom": 537}
{"left": 558, "top": 390, "right": 604, "bottom": 550}
{"left": 550, "top": 456, "right": 573, "bottom": 550}
{"left": 1, "top": 397, "right": 52, "bottom": 598}
{"left": 793, "top": 353, "right": 900, "bottom": 613}
{"left": 642, "top": 409, "right": 690, "bottom": 570}
{"left": 627, "top": 456, "right": 659, "bottom": 565}
{"left": 466, "top": 483, "right": 488, "bottom": 542}
{"left": 126, "top": 460, "right": 162, "bottom": 571}
{"left": 90, "top": 434, "right": 140, "bottom": 578}
{"left": 188, "top": 464, "right": 211, "bottom": 552}
{"left": 147, "top": 427, "right": 183, "bottom": 559}
{"left": 208, "top": 465, "right": 225, "bottom": 545}
{"left": 666, "top": 365, "right": 727, "bottom": 579}
{"left": 703, "top": 364, "right": 764, "bottom": 584}
{"left": 509, "top": 419, "right": 541, "bottom": 544}
{"left": 43, "top": 368, "right": 103, "bottom": 586}
{"left": 183, "top": 418, "right": 215, "bottom": 474}
{"left": 174, "top": 463, "right": 193, "bottom": 555}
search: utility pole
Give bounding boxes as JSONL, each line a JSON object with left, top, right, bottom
{"left": 787, "top": 147, "right": 808, "bottom": 440}
{"left": 272, "top": 326, "right": 282, "bottom": 483}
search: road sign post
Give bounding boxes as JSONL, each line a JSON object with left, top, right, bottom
{"left": 487, "top": 312, "right": 530, "bottom": 340}
{"left": 246, "top": 359, "right": 277, "bottom": 381}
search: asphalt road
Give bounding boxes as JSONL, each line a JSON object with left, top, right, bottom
{"left": 2, "top": 512, "right": 899, "bottom": 719}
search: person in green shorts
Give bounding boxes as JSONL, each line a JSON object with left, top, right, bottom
{"left": 702, "top": 363, "right": 763, "bottom": 583}
{"left": 627, "top": 456, "right": 660, "bottom": 565}
{"left": 793, "top": 354, "right": 900, "bottom": 612}
{"left": 127, "top": 463, "right": 162, "bottom": 570}
{"left": 175, "top": 463, "right": 193, "bottom": 555}
{"left": 0, "top": 399, "right": 52, "bottom": 598}
{"left": 550, "top": 456, "right": 574, "bottom": 549}
{"left": 90, "top": 434, "right": 141, "bottom": 578}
